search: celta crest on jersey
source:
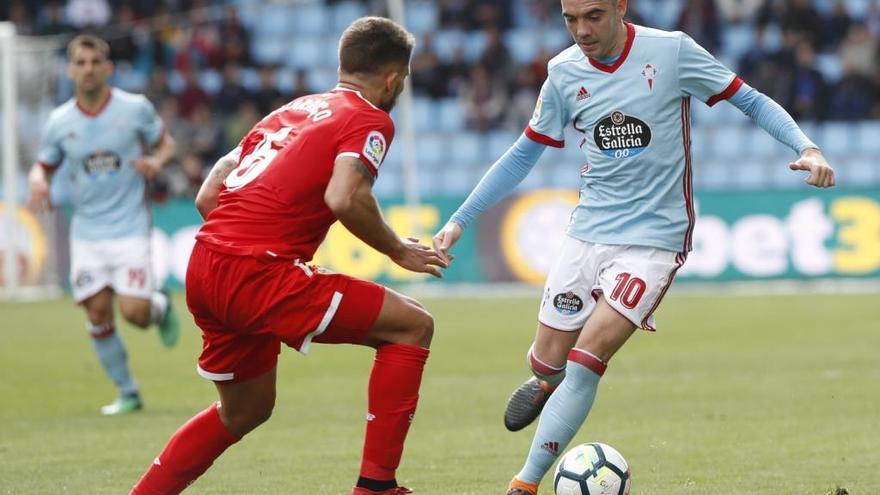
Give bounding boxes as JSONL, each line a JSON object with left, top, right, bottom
{"left": 83, "top": 150, "right": 121, "bottom": 177}
{"left": 593, "top": 111, "right": 652, "bottom": 158}
{"left": 641, "top": 63, "right": 657, "bottom": 91}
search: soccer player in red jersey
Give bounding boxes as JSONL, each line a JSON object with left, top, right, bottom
{"left": 130, "top": 17, "right": 445, "bottom": 495}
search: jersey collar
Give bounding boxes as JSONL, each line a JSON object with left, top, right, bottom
{"left": 332, "top": 86, "right": 380, "bottom": 111}
{"left": 75, "top": 87, "right": 113, "bottom": 117}
{"left": 588, "top": 22, "right": 635, "bottom": 74}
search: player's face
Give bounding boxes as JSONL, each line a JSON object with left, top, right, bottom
{"left": 561, "top": 0, "right": 628, "bottom": 59}
{"left": 68, "top": 46, "right": 112, "bottom": 94}
{"left": 379, "top": 63, "right": 409, "bottom": 112}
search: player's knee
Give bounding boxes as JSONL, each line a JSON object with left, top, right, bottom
{"left": 221, "top": 400, "right": 275, "bottom": 437}
{"left": 408, "top": 306, "right": 434, "bottom": 348}
{"left": 119, "top": 302, "right": 151, "bottom": 328}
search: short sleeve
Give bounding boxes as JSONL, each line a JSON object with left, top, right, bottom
{"left": 36, "top": 118, "right": 63, "bottom": 169}
{"left": 525, "top": 76, "right": 567, "bottom": 148}
{"left": 136, "top": 95, "right": 165, "bottom": 146}
{"left": 678, "top": 33, "right": 743, "bottom": 107}
{"left": 335, "top": 111, "right": 395, "bottom": 177}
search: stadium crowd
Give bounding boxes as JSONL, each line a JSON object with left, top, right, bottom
{"left": 4, "top": 0, "right": 880, "bottom": 198}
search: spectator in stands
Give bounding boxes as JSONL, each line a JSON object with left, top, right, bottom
{"left": 472, "top": 0, "right": 513, "bottom": 30}
{"left": 176, "top": 67, "right": 210, "bottom": 118}
{"left": 66, "top": 0, "right": 111, "bottom": 28}
{"left": 716, "top": 0, "right": 763, "bottom": 23}
{"left": 104, "top": 4, "right": 139, "bottom": 63}
{"left": 867, "top": 0, "right": 880, "bottom": 38}
{"left": 166, "top": 152, "right": 207, "bottom": 198}
{"left": 462, "top": 64, "right": 508, "bottom": 131}
{"left": 7, "top": 1, "right": 34, "bottom": 35}
{"left": 826, "top": 0, "right": 853, "bottom": 50}
{"left": 291, "top": 69, "right": 312, "bottom": 100}
{"left": 478, "top": 26, "right": 515, "bottom": 84}
{"left": 252, "top": 65, "right": 282, "bottom": 115}
{"left": 788, "top": 41, "right": 828, "bottom": 121}
{"left": 442, "top": 45, "right": 472, "bottom": 97}
{"left": 505, "top": 66, "right": 540, "bottom": 131}
{"left": 144, "top": 67, "right": 174, "bottom": 105}
{"left": 215, "top": 63, "right": 248, "bottom": 115}
{"left": 676, "top": 0, "right": 721, "bottom": 54}
{"left": 412, "top": 33, "right": 448, "bottom": 99}
{"left": 759, "top": 0, "right": 823, "bottom": 49}
{"left": 528, "top": 48, "right": 552, "bottom": 87}
{"left": 218, "top": 5, "right": 251, "bottom": 68}
{"left": 624, "top": 0, "right": 648, "bottom": 26}
{"left": 223, "top": 100, "right": 260, "bottom": 151}
{"left": 439, "top": 0, "right": 470, "bottom": 29}
{"left": 37, "top": 1, "right": 75, "bottom": 36}
{"left": 830, "top": 23, "right": 878, "bottom": 120}
{"left": 187, "top": 102, "right": 223, "bottom": 161}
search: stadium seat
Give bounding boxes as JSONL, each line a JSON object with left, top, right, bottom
{"left": 541, "top": 28, "right": 573, "bottom": 52}
{"left": 274, "top": 68, "right": 295, "bottom": 94}
{"left": 442, "top": 167, "right": 478, "bottom": 195}
{"left": 695, "top": 160, "right": 730, "bottom": 190}
{"left": 240, "top": 67, "right": 260, "bottom": 91}
{"left": 306, "top": 69, "right": 337, "bottom": 92}
{"left": 253, "top": 5, "right": 291, "bottom": 37}
{"left": 463, "top": 31, "right": 488, "bottom": 62}
{"left": 332, "top": 1, "right": 368, "bottom": 32}
{"left": 449, "top": 133, "right": 485, "bottom": 165}
{"left": 710, "top": 125, "right": 745, "bottom": 160}
{"left": 732, "top": 160, "right": 768, "bottom": 190}
{"left": 487, "top": 130, "right": 518, "bottom": 158}
{"left": 287, "top": 37, "right": 331, "bottom": 69}
{"left": 844, "top": 158, "right": 877, "bottom": 185}
{"left": 406, "top": 1, "right": 439, "bottom": 35}
{"left": 432, "top": 29, "right": 466, "bottom": 62}
{"left": 415, "top": 133, "right": 448, "bottom": 167}
{"left": 748, "top": 127, "right": 788, "bottom": 158}
{"left": 198, "top": 69, "right": 222, "bottom": 95}
{"left": 819, "top": 123, "right": 854, "bottom": 156}
{"left": 410, "top": 96, "right": 435, "bottom": 133}
{"left": 436, "top": 97, "right": 466, "bottom": 132}
{"left": 292, "top": 2, "right": 329, "bottom": 35}
{"left": 815, "top": 54, "right": 843, "bottom": 84}
{"left": 855, "top": 122, "right": 880, "bottom": 155}
{"left": 251, "top": 35, "right": 286, "bottom": 65}
{"left": 505, "top": 29, "right": 541, "bottom": 65}
{"left": 721, "top": 24, "right": 753, "bottom": 59}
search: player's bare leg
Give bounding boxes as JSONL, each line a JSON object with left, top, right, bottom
{"left": 352, "top": 288, "right": 433, "bottom": 495}
{"left": 128, "top": 372, "right": 274, "bottom": 495}
{"left": 82, "top": 287, "right": 142, "bottom": 415}
{"left": 505, "top": 323, "right": 579, "bottom": 431}
{"left": 118, "top": 291, "right": 179, "bottom": 348}
{"left": 508, "top": 298, "right": 635, "bottom": 494}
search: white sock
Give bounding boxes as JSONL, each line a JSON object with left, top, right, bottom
{"left": 150, "top": 291, "right": 169, "bottom": 324}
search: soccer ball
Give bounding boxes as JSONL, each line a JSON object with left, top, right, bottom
{"left": 553, "top": 442, "right": 631, "bottom": 495}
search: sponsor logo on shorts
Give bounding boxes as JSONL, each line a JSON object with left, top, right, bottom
{"left": 553, "top": 291, "right": 583, "bottom": 315}
{"left": 74, "top": 270, "right": 93, "bottom": 288}
{"left": 593, "top": 111, "right": 652, "bottom": 159}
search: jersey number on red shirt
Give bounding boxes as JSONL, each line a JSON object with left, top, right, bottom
{"left": 225, "top": 126, "right": 297, "bottom": 191}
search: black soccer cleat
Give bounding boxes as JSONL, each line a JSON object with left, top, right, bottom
{"left": 503, "top": 377, "right": 554, "bottom": 432}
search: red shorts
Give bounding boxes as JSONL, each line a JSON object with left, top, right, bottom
{"left": 186, "top": 241, "right": 385, "bottom": 383}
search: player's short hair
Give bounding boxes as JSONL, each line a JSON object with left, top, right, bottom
{"left": 67, "top": 34, "right": 110, "bottom": 60}
{"left": 338, "top": 17, "right": 415, "bottom": 75}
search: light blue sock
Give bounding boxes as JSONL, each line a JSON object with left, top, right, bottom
{"left": 516, "top": 355, "right": 603, "bottom": 484}
{"left": 89, "top": 323, "right": 139, "bottom": 397}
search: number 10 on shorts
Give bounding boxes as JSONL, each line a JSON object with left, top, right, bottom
{"left": 610, "top": 272, "right": 646, "bottom": 309}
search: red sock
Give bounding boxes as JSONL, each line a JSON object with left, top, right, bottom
{"left": 359, "top": 344, "right": 429, "bottom": 481}
{"left": 130, "top": 403, "right": 239, "bottom": 495}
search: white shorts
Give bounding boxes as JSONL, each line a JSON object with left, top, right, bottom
{"left": 538, "top": 236, "right": 683, "bottom": 331}
{"left": 70, "top": 236, "right": 154, "bottom": 302}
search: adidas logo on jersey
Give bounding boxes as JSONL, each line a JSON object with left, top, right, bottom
{"left": 576, "top": 87, "right": 591, "bottom": 101}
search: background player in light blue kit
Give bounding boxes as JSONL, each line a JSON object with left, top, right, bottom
{"left": 27, "top": 35, "right": 180, "bottom": 416}
{"left": 432, "top": 1, "right": 836, "bottom": 493}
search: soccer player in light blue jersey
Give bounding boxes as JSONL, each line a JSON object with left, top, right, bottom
{"left": 27, "top": 35, "right": 180, "bottom": 416}
{"left": 432, "top": 1, "right": 835, "bottom": 493}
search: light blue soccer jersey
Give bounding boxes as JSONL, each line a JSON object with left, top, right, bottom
{"left": 37, "top": 88, "right": 164, "bottom": 240}
{"left": 527, "top": 24, "right": 742, "bottom": 255}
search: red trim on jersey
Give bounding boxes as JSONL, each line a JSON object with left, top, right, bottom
{"left": 75, "top": 88, "right": 113, "bottom": 117}
{"left": 706, "top": 76, "right": 744, "bottom": 107}
{"left": 567, "top": 348, "right": 607, "bottom": 376}
{"left": 37, "top": 160, "right": 60, "bottom": 171}
{"left": 680, "top": 98, "right": 695, "bottom": 255}
{"left": 639, "top": 259, "right": 683, "bottom": 331}
{"left": 525, "top": 126, "right": 564, "bottom": 148}
{"left": 588, "top": 23, "right": 636, "bottom": 74}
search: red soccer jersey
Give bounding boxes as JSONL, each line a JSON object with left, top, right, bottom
{"left": 196, "top": 88, "right": 394, "bottom": 261}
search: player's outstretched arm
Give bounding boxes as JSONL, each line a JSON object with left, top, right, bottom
{"left": 789, "top": 148, "right": 835, "bottom": 188}
{"left": 432, "top": 133, "right": 546, "bottom": 263}
{"left": 326, "top": 156, "right": 448, "bottom": 278}
{"left": 727, "top": 83, "right": 835, "bottom": 188}
{"left": 195, "top": 152, "right": 239, "bottom": 220}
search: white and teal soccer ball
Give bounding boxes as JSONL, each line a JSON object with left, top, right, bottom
{"left": 553, "top": 442, "right": 631, "bottom": 495}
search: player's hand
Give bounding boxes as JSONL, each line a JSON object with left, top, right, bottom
{"left": 133, "top": 156, "right": 162, "bottom": 180}
{"left": 390, "top": 237, "right": 448, "bottom": 278}
{"left": 432, "top": 221, "right": 463, "bottom": 265}
{"left": 789, "top": 148, "right": 835, "bottom": 188}
{"left": 27, "top": 175, "right": 52, "bottom": 212}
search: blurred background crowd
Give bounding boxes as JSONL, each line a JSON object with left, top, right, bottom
{"left": 3, "top": 0, "right": 880, "bottom": 199}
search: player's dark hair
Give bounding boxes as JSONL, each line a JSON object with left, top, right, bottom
{"left": 67, "top": 34, "right": 110, "bottom": 60}
{"left": 338, "top": 17, "right": 415, "bottom": 75}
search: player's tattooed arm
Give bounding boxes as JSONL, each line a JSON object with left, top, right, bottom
{"left": 326, "top": 157, "right": 447, "bottom": 277}
{"left": 195, "top": 154, "right": 238, "bottom": 220}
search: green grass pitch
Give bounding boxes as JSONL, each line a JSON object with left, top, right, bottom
{"left": 1, "top": 292, "right": 878, "bottom": 494}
